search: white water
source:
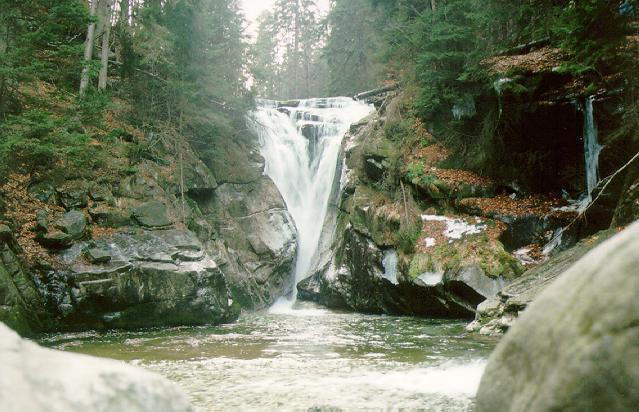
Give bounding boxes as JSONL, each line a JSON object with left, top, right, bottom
{"left": 582, "top": 95, "right": 602, "bottom": 205}
{"left": 249, "top": 97, "right": 373, "bottom": 310}
{"left": 546, "top": 96, "right": 603, "bottom": 255}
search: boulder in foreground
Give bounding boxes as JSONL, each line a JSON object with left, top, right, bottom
{"left": 476, "top": 222, "right": 639, "bottom": 411}
{"left": 0, "top": 322, "right": 193, "bottom": 412}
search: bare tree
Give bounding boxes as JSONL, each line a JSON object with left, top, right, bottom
{"left": 98, "top": 0, "right": 113, "bottom": 90}
{"left": 79, "top": 0, "right": 99, "bottom": 96}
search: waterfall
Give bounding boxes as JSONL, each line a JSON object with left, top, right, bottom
{"left": 249, "top": 97, "right": 373, "bottom": 311}
{"left": 546, "top": 96, "right": 602, "bottom": 255}
{"left": 583, "top": 95, "right": 602, "bottom": 204}
{"left": 570, "top": 95, "right": 603, "bottom": 212}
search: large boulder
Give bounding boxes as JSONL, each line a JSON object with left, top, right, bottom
{"left": 54, "top": 210, "right": 87, "bottom": 239}
{"left": 191, "top": 177, "right": 297, "bottom": 309}
{"left": 0, "top": 322, "right": 193, "bottom": 412}
{"left": 298, "top": 228, "right": 408, "bottom": 314}
{"left": 132, "top": 201, "right": 173, "bottom": 228}
{"left": 38, "top": 228, "right": 239, "bottom": 330}
{"left": 298, "top": 224, "right": 497, "bottom": 318}
{"left": 476, "top": 222, "right": 639, "bottom": 412}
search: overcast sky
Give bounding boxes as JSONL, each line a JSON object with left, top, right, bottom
{"left": 240, "top": 0, "right": 330, "bottom": 40}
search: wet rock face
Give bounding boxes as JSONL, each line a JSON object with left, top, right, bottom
{"left": 0, "top": 234, "right": 50, "bottom": 336}
{"left": 298, "top": 223, "right": 504, "bottom": 319}
{"left": 298, "top": 108, "right": 517, "bottom": 318}
{"left": 0, "top": 322, "right": 194, "bottom": 412}
{"left": 468, "top": 229, "right": 616, "bottom": 336}
{"left": 299, "top": 228, "right": 406, "bottom": 314}
{"left": 476, "top": 223, "right": 639, "bottom": 411}
{"left": 132, "top": 201, "right": 173, "bottom": 228}
{"left": 191, "top": 177, "right": 297, "bottom": 309}
{"left": 41, "top": 228, "right": 239, "bottom": 330}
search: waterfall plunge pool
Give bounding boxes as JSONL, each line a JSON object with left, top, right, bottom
{"left": 38, "top": 302, "right": 497, "bottom": 411}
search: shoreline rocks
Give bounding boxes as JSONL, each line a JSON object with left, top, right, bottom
{"left": 0, "top": 322, "right": 193, "bottom": 412}
{"left": 476, "top": 222, "right": 639, "bottom": 411}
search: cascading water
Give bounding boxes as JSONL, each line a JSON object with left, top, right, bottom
{"left": 249, "top": 97, "right": 373, "bottom": 311}
{"left": 546, "top": 96, "right": 603, "bottom": 255}
{"left": 582, "top": 95, "right": 602, "bottom": 207}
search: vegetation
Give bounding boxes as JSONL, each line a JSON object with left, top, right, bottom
{"left": 0, "top": 0, "right": 250, "bottom": 182}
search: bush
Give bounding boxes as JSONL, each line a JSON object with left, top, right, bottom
{"left": 397, "top": 222, "right": 422, "bottom": 254}
{"left": 0, "top": 110, "right": 105, "bottom": 180}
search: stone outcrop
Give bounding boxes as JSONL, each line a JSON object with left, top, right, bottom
{"left": 297, "top": 106, "right": 520, "bottom": 318}
{"left": 190, "top": 177, "right": 297, "bottom": 309}
{"left": 0, "top": 226, "right": 51, "bottom": 335}
{"left": 466, "top": 229, "right": 616, "bottom": 336}
{"left": 476, "top": 222, "right": 639, "bottom": 411}
{"left": 0, "top": 322, "right": 193, "bottom": 412}
{"left": 0, "top": 127, "right": 296, "bottom": 332}
{"left": 44, "top": 228, "right": 240, "bottom": 330}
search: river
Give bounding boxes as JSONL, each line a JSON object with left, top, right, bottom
{"left": 39, "top": 302, "right": 496, "bottom": 411}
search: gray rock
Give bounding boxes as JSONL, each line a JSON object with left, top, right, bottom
{"left": 476, "top": 222, "right": 639, "bottom": 412}
{"left": 88, "top": 204, "right": 131, "bottom": 227}
{"left": 85, "top": 247, "right": 111, "bottom": 264}
{"left": 35, "top": 210, "right": 48, "bottom": 233}
{"left": 28, "top": 182, "right": 56, "bottom": 204}
{"left": 196, "top": 177, "right": 297, "bottom": 309}
{"left": 0, "top": 239, "right": 49, "bottom": 335}
{"left": 54, "top": 210, "right": 87, "bottom": 239}
{"left": 445, "top": 265, "right": 504, "bottom": 302}
{"left": 298, "top": 227, "right": 468, "bottom": 317}
{"left": 0, "top": 322, "right": 193, "bottom": 412}
{"left": 57, "top": 184, "right": 89, "bottom": 209}
{"left": 50, "top": 228, "right": 241, "bottom": 329}
{"left": 132, "top": 201, "right": 172, "bottom": 228}
{"left": 89, "top": 185, "right": 112, "bottom": 202}
{"left": 471, "top": 229, "right": 616, "bottom": 335}
{"left": 39, "top": 231, "right": 73, "bottom": 249}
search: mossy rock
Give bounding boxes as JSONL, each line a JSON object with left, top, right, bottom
{"left": 132, "top": 201, "right": 173, "bottom": 228}
{"left": 89, "top": 204, "right": 132, "bottom": 228}
{"left": 349, "top": 188, "right": 400, "bottom": 247}
{"left": 408, "top": 232, "right": 523, "bottom": 281}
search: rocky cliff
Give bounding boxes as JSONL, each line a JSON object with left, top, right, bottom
{"left": 298, "top": 43, "right": 637, "bottom": 322}
{"left": 0, "top": 118, "right": 296, "bottom": 333}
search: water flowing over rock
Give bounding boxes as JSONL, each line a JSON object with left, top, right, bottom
{"left": 249, "top": 97, "right": 374, "bottom": 309}
{"left": 0, "top": 322, "right": 193, "bottom": 412}
{"left": 476, "top": 222, "right": 639, "bottom": 411}
{"left": 297, "top": 106, "right": 517, "bottom": 318}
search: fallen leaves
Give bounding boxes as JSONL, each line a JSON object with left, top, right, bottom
{"left": 0, "top": 174, "right": 64, "bottom": 267}
{"left": 434, "top": 168, "right": 494, "bottom": 187}
{"left": 484, "top": 47, "right": 566, "bottom": 75}
{"left": 460, "top": 194, "right": 575, "bottom": 219}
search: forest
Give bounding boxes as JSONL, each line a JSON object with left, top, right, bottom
{"left": 0, "top": 1, "right": 638, "bottom": 411}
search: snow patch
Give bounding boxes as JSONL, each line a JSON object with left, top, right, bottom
{"left": 421, "top": 215, "right": 486, "bottom": 240}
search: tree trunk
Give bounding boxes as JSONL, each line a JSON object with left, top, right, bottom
{"left": 430, "top": 0, "right": 436, "bottom": 11}
{"left": 79, "top": 0, "right": 99, "bottom": 97}
{"left": 98, "top": 0, "right": 113, "bottom": 91}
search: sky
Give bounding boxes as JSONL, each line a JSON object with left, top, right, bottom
{"left": 240, "top": 0, "right": 331, "bottom": 40}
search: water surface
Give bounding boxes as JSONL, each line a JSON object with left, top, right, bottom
{"left": 39, "top": 302, "right": 496, "bottom": 411}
